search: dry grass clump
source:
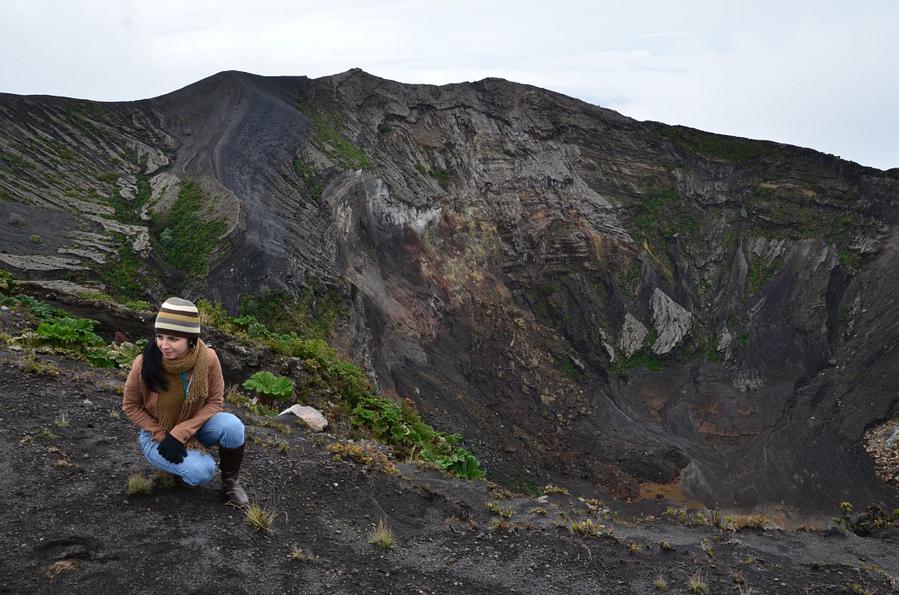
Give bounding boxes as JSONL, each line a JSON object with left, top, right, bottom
{"left": 46, "top": 559, "right": 78, "bottom": 581}
{"left": 54, "top": 413, "right": 70, "bottom": 428}
{"left": 24, "top": 353, "right": 60, "bottom": 377}
{"left": 38, "top": 428, "right": 59, "bottom": 440}
{"left": 486, "top": 501, "right": 513, "bottom": 518}
{"left": 126, "top": 473, "right": 153, "bottom": 495}
{"left": 288, "top": 545, "right": 312, "bottom": 561}
{"left": 727, "top": 514, "right": 772, "bottom": 531}
{"left": 653, "top": 576, "right": 668, "bottom": 591}
{"left": 688, "top": 570, "right": 710, "bottom": 595}
{"left": 544, "top": 484, "right": 569, "bottom": 495}
{"left": 53, "top": 457, "right": 81, "bottom": 470}
{"left": 368, "top": 517, "right": 395, "bottom": 549}
{"left": 245, "top": 502, "right": 278, "bottom": 532}
{"left": 327, "top": 441, "right": 396, "bottom": 474}
{"left": 569, "top": 518, "right": 607, "bottom": 538}
{"left": 100, "top": 380, "right": 124, "bottom": 395}
{"left": 256, "top": 418, "right": 291, "bottom": 434}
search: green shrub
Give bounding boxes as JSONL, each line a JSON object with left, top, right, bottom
{"left": 14, "top": 295, "right": 66, "bottom": 320}
{"left": 153, "top": 180, "right": 226, "bottom": 278}
{"left": 430, "top": 168, "right": 450, "bottom": 190}
{"left": 36, "top": 317, "right": 105, "bottom": 347}
{"left": 243, "top": 371, "right": 294, "bottom": 408}
{"left": 0, "top": 270, "right": 15, "bottom": 295}
{"left": 29, "top": 234, "right": 42, "bottom": 244}
{"left": 351, "top": 395, "right": 485, "bottom": 480}
{"left": 97, "top": 236, "right": 146, "bottom": 300}
{"left": 293, "top": 159, "right": 324, "bottom": 201}
{"left": 108, "top": 339, "right": 147, "bottom": 368}
{"left": 294, "top": 98, "right": 369, "bottom": 170}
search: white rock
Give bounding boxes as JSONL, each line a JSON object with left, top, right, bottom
{"left": 618, "top": 313, "right": 648, "bottom": 358}
{"left": 716, "top": 325, "right": 732, "bottom": 352}
{"left": 279, "top": 404, "right": 328, "bottom": 431}
{"left": 650, "top": 288, "right": 692, "bottom": 355}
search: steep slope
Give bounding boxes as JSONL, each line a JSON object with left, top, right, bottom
{"left": 1, "top": 69, "right": 897, "bottom": 515}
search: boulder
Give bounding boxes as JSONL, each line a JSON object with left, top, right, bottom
{"left": 278, "top": 404, "right": 329, "bottom": 432}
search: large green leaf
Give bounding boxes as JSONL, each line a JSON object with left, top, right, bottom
{"left": 243, "top": 371, "right": 294, "bottom": 400}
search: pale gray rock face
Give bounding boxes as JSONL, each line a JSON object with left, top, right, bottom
{"left": 650, "top": 288, "right": 692, "bottom": 355}
{"left": 148, "top": 172, "right": 181, "bottom": 215}
{"left": 618, "top": 313, "right": 647, "bottom": 358}
{"left": 84, "top": 216, "right": 151, "bottom": 257}
{"left": 0, "top": 253, "right": 88, "bottom": 271}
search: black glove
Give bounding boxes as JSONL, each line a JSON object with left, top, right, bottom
{"left": 158, "top": 433, "right": 187, "bottom": 464}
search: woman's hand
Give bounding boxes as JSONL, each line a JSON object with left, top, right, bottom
{"left": 158, "top": 433, "right": 187, "bottom": 464}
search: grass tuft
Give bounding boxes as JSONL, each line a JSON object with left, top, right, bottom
{"left": 45, "top": 559, "right": 79, "bottom": 581}
{"left": 126, "top": 473, "right": 153, "bottom": 495}
{"left": 288, "top": 545, "right": 311, "bottom": 561}
{"left": 688, "top": 570, "right": 710, "bottom": 595}
{"left": 368, "top": 517, "right": 395, "bottom": 549}
{"left": 245, "top": 502, "right": 278, "bottom": 532}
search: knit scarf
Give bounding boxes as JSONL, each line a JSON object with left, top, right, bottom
{"left": 157, "top": 339, "right": 209, "bottom": 450}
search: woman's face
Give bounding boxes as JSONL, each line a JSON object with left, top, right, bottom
{"left": 156, "top": 334, "right": 190, "bottom": 360}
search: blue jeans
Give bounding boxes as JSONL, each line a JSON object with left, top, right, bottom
{"left": 137, "top": 412, "right": 245, "bottom": 486}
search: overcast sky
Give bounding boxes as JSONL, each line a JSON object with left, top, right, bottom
{"left": 2, "top": 1, "right": 897, "bottom": 170}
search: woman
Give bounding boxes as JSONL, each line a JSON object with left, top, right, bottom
{"left": 122, "top": 297, "right": 248, "bottom": 506}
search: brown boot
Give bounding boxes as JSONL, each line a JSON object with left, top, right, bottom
{"left": 219, "top": 444, "right": 249, "bottom": 507}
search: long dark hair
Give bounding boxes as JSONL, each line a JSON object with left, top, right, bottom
{"left": 141, "top": 336, "right": 198, "bottom": 392}
{"left": 141, "top": 339, "right": 167, "bottom": 392}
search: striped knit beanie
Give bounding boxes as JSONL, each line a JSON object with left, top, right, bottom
{"left": 155, "top": 297, "right": 201, "bottom": 338}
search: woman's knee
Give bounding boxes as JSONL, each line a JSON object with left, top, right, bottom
{"left": 217, "top": 412, "right": 245, "bottom": 448}
{"left": 180, "top": 454, "right": 216, "bottom": 486}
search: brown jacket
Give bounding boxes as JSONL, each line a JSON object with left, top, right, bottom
{"left": 122, "top": 349, "right": 225, "bottom": 444}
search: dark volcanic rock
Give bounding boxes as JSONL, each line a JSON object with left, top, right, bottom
{"left": 1, "top": 69, "right": 897, "bottom": 515}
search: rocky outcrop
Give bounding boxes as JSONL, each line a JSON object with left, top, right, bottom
{"left": 618, "top": 313, "right": 648, "bottom": 358}
{"left": 650, "top": 288, "right": 692, "bottom": 355}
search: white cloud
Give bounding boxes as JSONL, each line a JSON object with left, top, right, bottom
{"left": 1, "top": 0, "right": 896, "bottom": 168}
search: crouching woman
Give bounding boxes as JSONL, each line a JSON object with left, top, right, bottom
{"left": 122, "top": 297, "right": 248, "bottom": 506}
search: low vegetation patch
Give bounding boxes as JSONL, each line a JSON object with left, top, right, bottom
{"left": 327, "top": 441, "right": 396, "bottom": 474}
{"left": 243, "top": 371, "right": 295, "bottom": 409}
{"left": 292, "top": 158, "right": 324, "bottom": 201}
{"left": 568, "top": 518, "right": 607, "bottom": 538}
{"left": 688, "top": 570, "right": 710, "bottom": 595}
{"left": 487, "top": 501, "right": 513, "bottom": 518}
{"left": 23, "top": 353, "right": 60, "bottom": 376}
{"left": 653, "top": 124, "right": 772, "bottom": 162}
{"left": 245, "top": 502, "right": 278, "bottom": 532}
{"left": 368, "top": 517, "right": 395, "bottom": 549}
{"left": 95, "top": 236, "right": 148, "bottom": 301}
{"left": 294, "top": 98, "right": 369, "bottom": 170}
{"left": 1, "top": 272, "right": 143, "bottom": 369}
{"left": 153, "top": 179, "right": 226, "bottom": 279}
{"left": 126, "top": 473, "right": 153, "bottom": 495}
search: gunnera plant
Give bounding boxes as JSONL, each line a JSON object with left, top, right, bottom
{"left": 242, "top": 371, "right": 295, "bottom": 409}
